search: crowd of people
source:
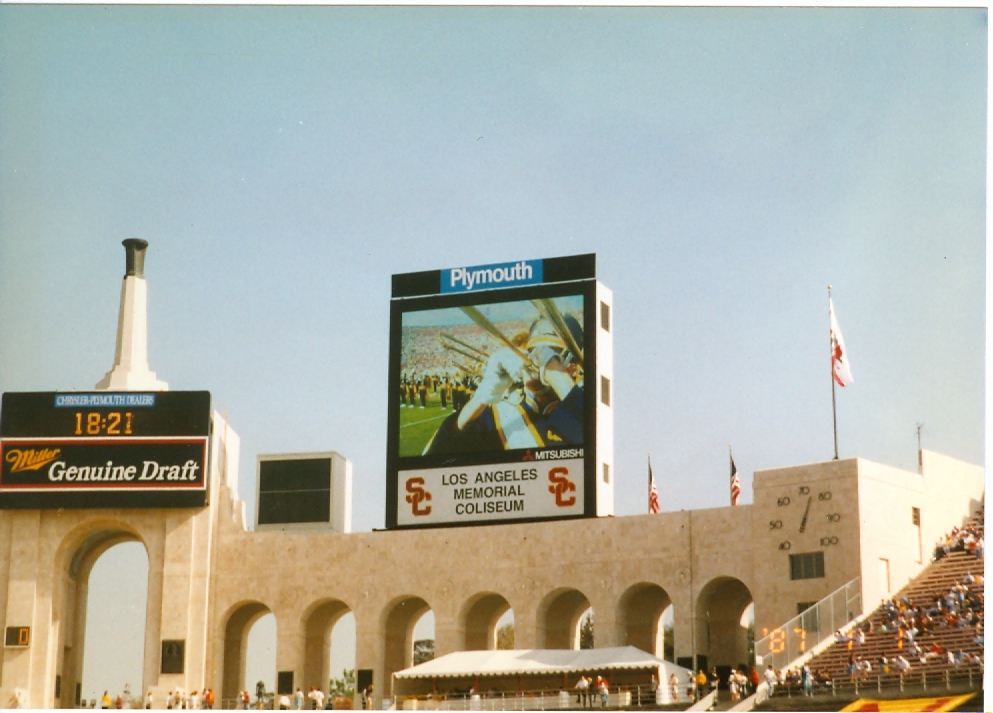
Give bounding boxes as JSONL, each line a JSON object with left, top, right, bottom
{"left": 81, "top": 686, "right": 215, "bottom": 709}
{"left": 933, "top": 507, "right": 984, "bottom": 561}
{"left": 664, "top": 667, "right": 762, "bottom": 704}
{"left": 571, "top": 674, "right": 611, "bottom": 708}
{"left": 762, "top": 663, "right": 833, "bottom": 697}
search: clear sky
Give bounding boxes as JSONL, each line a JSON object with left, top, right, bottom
{"left": 0, "top": 5, "right": 986, "bottom": 702}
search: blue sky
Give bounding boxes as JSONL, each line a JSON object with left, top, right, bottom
{"left": 0, "top": 5, "right": 986, "bottom": 701}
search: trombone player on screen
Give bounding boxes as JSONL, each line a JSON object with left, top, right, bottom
{"left": 424, "top": 311, "right": 584, "bottom": 454}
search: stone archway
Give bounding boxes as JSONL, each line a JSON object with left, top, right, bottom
{"left": 536, "top": 588, "right": 590, "bottom": 650}
{"left": 617, "top": 582, "right": 672, "bottom": 658}
{"left": 52, "top": 521, "right": 149, "bottom": 709}
{"left": 695, "top": 577, "right": 753, "bottom": 671}
{"left": 382, "top": 596, "right": 431, "bottom": 696}
{"left": 302, "top": 599, "right": 352, "bottom": 694}
{"left": 459, "top": 592, "right": 511, "bottom": 651}
{"left": 221, "top": 601, "right": 273, "bottom": 703}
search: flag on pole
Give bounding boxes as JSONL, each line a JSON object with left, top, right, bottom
{"left": 648, "top": 456, "right": 660, "bottom": 514}
{"left": 730, "top": 452, "right": 741, "bottom": 506}
{"left": 829, "top": 298, "right": 854, "bottom": 387}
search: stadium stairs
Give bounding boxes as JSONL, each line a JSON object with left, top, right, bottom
{"left": 733, "top": 513, "right": 984, "bottom": 712}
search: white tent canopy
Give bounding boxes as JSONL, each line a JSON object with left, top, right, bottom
{"left": 393, "top": 646, "right": 687, "bottom": 680}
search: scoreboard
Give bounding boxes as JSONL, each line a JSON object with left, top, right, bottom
{"left": 0, "top": 391, "right": 211, "bottom": 509}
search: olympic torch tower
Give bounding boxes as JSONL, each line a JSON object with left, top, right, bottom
{"left": 95, "top": 238, "right": 169, "bottom": 391}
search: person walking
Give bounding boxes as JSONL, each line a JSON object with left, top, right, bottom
{"left": 764, "top": 665, "right": 777, "bottom": 697}
{"left": 574, "top": 676, "right": 589, "bottom": 707}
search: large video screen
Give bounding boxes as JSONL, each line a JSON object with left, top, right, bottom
{"left": 387, "top": 280, "right": 597, "bottom": 529}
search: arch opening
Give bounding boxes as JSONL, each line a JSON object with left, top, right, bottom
{"left": 328, "top": 612, "right": 356, "bottom": 694}
{"left": 55, "top": 525, "right": 148, "bottom": 710}
{"left": 536, "top": 589, "right": 591, "bottom": 650}
{"left": 80, "top": 542, "right": 148, "bottom": 708}
{"left": 617, "top": 583, "right": 672, "bottom": 659}
{"left": 696, "top": 577, "right": 753, "bottom": 674}
{"left": 460, "top": 593, "right": 511, "bottom": 651}
{"left": 222, "top": 602, "right": 274, "bottom": 704}
{"left": 383, "top": 597, "right": 432, "bottom": 696}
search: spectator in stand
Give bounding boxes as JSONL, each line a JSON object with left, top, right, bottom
{"left": 801, "top": 664, "right": 813, "bottom": 697}
{"left": 764, "top": 665, "right": 777, "bottom": 697}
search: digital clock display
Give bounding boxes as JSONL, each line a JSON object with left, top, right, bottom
{"left": 74, "top": 411, "right": 134, "bottom": 436}
{"left": 1, "top": 391, "right": 210, "bottom": 438}
{"left": 0, "top": 391, "right": 211, "bottom": 510}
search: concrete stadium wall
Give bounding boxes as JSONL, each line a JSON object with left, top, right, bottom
{"left": 0, "top": 440, "right": 981, "bottom": 709}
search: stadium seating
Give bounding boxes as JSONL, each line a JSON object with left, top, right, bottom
{"left": 784, "top": 511, "right": 984, "bottom": 691}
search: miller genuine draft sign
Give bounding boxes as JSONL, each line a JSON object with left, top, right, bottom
{"left": 0, "top": 391, "right": 211, "bottom": 509}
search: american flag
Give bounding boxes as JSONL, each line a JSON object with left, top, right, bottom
{"left": 730, "top": 453, "right": 741, "bottom": 506}
{"left": 648, "top": 456, "right": 660, "bottom": 514}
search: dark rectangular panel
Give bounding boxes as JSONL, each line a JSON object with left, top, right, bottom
{"left": 392, "top": 270, "right": 441, "bottom": 298}
{"left": 259, "top": 459, "right": 331, "bottom": 492}
{"left": 161, "top": 640, "right": 185, "bottom": 674}
{"left": 542, "top": 253, "right": 595, "bottom": 283}
{"left": 356, "top": 669, "right": 374, "bottom": 693}
{"left": 258, "top": 490, "right": 331, "bottom": 525}
{"left": 5, "top": 626, "right": 29, "bottom": 646}
{"left": 0, "top": 391, "right": 211, "bottom": 438}
{"left": 277, "top": 671, "right": 294, "bottom": 695}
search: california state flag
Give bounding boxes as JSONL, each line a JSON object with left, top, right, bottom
{"left": 829, "top": 299, "right": 854, "bottom": 387}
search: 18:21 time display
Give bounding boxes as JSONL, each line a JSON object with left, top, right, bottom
{"left": 74, "top": 412, "right": 134, "bottom": 436}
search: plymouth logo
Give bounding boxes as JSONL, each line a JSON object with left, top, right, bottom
{"left": 5, "top": 448, "right": 62, "bottom": 473}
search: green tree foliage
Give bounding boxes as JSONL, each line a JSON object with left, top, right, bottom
{"left": 329, "top": 669, "right": 355, "bottom": 698}
{"left": 413, "top": 639, "right": 435, "bottom": 665}
{"left": 579, "top": 611, "right": 594, "bottom": 650}
{"left": 496, "top": 623, "right": 515, "bottom": 650}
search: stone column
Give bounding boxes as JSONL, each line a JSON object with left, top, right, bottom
{"left": 142, "top": 526, "right": 166, "bottom": 701}
{"left": 273, "top": 605, "right": 306, "bottom": 702}
{"left": 430, "top": 599, "right": 461, "bottom": 658}
{"left": 1, "top": 512, "right": 45, "bottom": 708}
{"left": 352, "top": 606, "right": 382, "bottom": 710}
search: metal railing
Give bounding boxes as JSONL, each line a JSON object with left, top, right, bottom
{"left": 755, "top": 576, "right": 862, "bottom": 672}
{"left": 764, "top": 666, "right": 983, "bottom": 700}
{"left": 391, "top": 684, "right": 674, "bottom": 711}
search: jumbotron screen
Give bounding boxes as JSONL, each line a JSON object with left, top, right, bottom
{"left": 387, "top": 256, "right": 599, "bottom": 529}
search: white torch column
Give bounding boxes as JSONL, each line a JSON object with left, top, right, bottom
{"left": 95, "top": 238, "right": 169, "bottom": 391}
